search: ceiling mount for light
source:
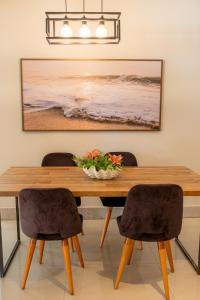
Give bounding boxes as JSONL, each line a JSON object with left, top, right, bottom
{"left": 46, "top": 0, "right": 121, "bottom": 45}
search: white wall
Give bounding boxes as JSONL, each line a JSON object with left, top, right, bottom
{"left": 0, "top": 0, "right": 200, "bottom": 208}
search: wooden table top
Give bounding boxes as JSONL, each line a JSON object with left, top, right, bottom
{"left": 0, "top": 166, "right": 200, "bottom": 197}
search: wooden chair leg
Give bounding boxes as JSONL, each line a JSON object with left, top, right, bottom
{"left": 100, "top": 207, "right": 112, "bottom": 248}
{"left": 62, "top": 239, "right": 74, "bottom": 295}
{"left": 70, "top": 237, "right": 75, "bottom": 252}
{"left": 114, "top": 238, "right": 133, "bottom": 289}
{"left": 21, "top": 239, "right": 37, "bottom": 289}
{"left": 157, "top": 242, "right": 170, "bottom": 300}
{"left": 127, "top": 239, "right": 135, "bottom": 265}
{"left": 72, "top": 235, "right": 84, "bottom": 268}
{"left": 137, "top": 241, "right": 143, "bottom": 250}
{"left": 39, "top": 240, "right": 45, "bottom": 264}
{"left": 165, "top": 240, "right": 174, "bottom": 273}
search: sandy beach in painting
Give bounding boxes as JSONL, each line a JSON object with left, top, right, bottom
{"left": 22, "top": 60, "right": 162, "bottom": 131}
{"left": 24, "top": 108, "right": 153, "bottom": 130}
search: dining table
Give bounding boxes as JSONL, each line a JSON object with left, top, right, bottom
{"left": 0, "top": 165, "right": 200, "bottom": 277}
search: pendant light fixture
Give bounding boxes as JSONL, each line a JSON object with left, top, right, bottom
{"left": 46, "top": 0, "right": 121, "bottom": 45}
{"left": 79, "top": 21, "right": 91, "bottom": 38}
{"left": 60, "top": 1, "right": 73, "bottom": 37}
{"left": 79, "top": 0, "right": 91, "bottom": 38}
{"left": 60, "top": 20, "right": 73, "bottom": 37}
{"left": 96, "top": 19, "right": 108, "bottom": 38}
{"left": 96, "top": 1, "right": 108, "bottom": 38}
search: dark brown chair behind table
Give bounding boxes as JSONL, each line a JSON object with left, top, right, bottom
{"left": 41, "top": 152, "right": 81, "bottom": 207}
{"left": 42, "top": 152, "right": 83, "bottom": 251}
{"left": 99, "top": 152, "right": 138, "bottom": 248}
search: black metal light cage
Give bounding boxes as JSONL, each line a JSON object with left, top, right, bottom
{"left": 46, "top": 12, "right": 121, "bottom": 45}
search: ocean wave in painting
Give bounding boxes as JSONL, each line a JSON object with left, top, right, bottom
{"left": 23, "top": 75, "right": 161, "bottom": 129}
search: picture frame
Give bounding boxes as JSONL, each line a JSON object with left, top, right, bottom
{"left": 20, "top": 59, "right": 163, "bottom": 131}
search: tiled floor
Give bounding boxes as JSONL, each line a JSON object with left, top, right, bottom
{"left": 0, "top": 219, "right": 200, "bottom": 300}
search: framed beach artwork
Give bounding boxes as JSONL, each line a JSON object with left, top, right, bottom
{"left": 20, "top": 59, "right": 163, "bottom": 131}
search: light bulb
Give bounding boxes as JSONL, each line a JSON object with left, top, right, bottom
{"left": 79, "top": 21, "right": 91, "bottom": 38}
{"left": 60, "top": 21, "right": 73, "bottom": 37}
{"left": 96, "top": 21, "right": 107, "bottom": 38}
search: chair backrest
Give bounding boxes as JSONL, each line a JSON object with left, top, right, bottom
{"left": 107, "top": 152, "right": 137, "bottom": 166}
{"left": 119, "top": 184, "right": 183, "bottom": 241}
{"left": 19, "top": 188, "right": 82, "bottom": 240}
{"left": 41, "top": 152, "right": 76, "bottom": 167}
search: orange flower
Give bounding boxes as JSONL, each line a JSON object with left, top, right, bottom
{"left": 86, "top": 149, "right": 101, "bottom": 159}
{"left": 108, "top": 154, "right": 123, "bottom": 165}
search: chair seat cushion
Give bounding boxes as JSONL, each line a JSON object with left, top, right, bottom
{"left": 117, "top": 216, "right": 173, "bottom": 242}
{"left": 37, "top": 233, "right": 63, "bottom": 240}
{"left": 100, "top": 197, "right": 126, "bottom": 207}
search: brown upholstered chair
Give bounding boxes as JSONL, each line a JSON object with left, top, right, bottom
{"left": 114, "top": 184, "right": 183, "bottom": 300}
{"left": 100, "top": 152, "right": 138, "bottom": 247}
{"left": 41, "top": 152, "right": 81, "bottom": 207}
{"left": 42, "top": 152, "right": 83, "bottom": 252}
{"left": 19, "top": 188, "right": 84, "bottom": 295}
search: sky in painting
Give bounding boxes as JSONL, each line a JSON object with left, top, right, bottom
{"left": 22, "top": 60, "right": 162, "bottom": 79}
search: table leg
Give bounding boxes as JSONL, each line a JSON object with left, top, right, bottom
{"left": 175, "top": 235, "right": 200, "bottom": 274}
{"left": 0, "top": 197, "right": 21, "bottom": 277}
{"left": 15, "top": 197, "right": 21, "bottom": 241}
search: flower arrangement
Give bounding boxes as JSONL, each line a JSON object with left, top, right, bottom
{"left": 74, "top": 149, "right": 123, "bottom": 179}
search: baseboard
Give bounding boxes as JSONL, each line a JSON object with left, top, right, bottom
{"left": 1, "top": 206, "right": 200, "bottom": 220}
{"left": 0, "top": 207, "right": 123, "bottom": 221}
{"left": 183, "top": 206, "right": 200, "bottom": 218}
